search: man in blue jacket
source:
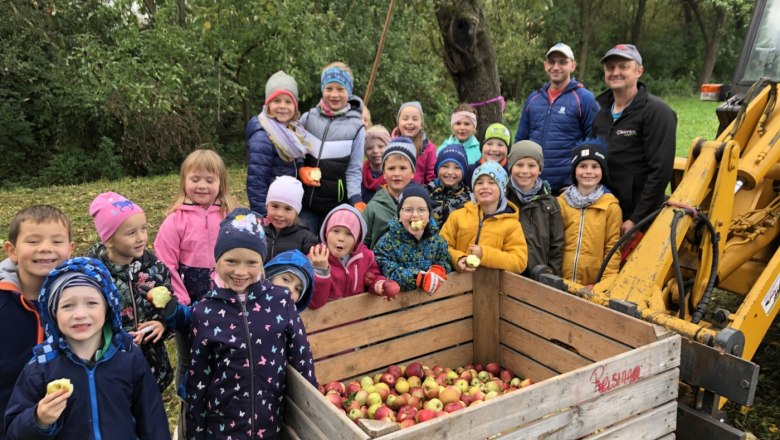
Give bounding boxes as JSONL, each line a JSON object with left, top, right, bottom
{"left": 515, "top": 43, "right": 600, "bottom": 193}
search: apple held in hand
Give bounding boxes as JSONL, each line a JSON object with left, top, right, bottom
{"left": 465, "top": 254, "right": 481, "bottom": 268}
{"left": 309, "top": 168, "right": 322, "bottom": 182}
{"left": 146, "top": 286, "right": 172, "bottom": 308}
{"left": 46, "top": 378, "right": 74, "bottom": 395}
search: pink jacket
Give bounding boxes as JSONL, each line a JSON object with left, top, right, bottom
{"left": 415, "top": 141, "right": 437, "bottom": 185}
{"left": 153, "top": 203, "right": 223, "bottom": 305}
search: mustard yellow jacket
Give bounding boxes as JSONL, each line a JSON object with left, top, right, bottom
{"left": 440, "top": 201, "right": 528, "bottom": 273}
{"left": 557, "top": 192, "right": 622, "bottom": 285}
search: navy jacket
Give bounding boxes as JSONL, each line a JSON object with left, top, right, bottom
{"left": 264, "top": 222, "right": 319, "bottom": 262}
{"left": 4, "top": 258, "right": 170, "bottom": 440}
{"left": 246, "top": 116, "right": 300, "bottom": 216}
{"left": 515, "top": 79, "right": 600, "bottom": 192}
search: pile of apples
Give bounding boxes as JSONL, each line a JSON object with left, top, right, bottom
{"left": 317, "top": 361, "right": 532, "bottom": 428}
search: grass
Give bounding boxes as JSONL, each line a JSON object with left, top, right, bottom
{"left": 0, "top": 96, "right": 777, "bottom": 438}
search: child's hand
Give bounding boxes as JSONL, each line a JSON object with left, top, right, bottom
{"left": 457, "top": 257, "right": 477, "bottom": 273}
{"left": 133, "top": 321, "right": 164, "bottom": 344}
{"left": 308, "top": 244, "right": 330, "bottom": 269}
{"left": 375, "top": 280, "right": 385, "bottom": 295}
{"left": 467, "top": 245, "right": 483, "bottom": 259}
{"left": 35, "top": 388, "right": 70, "bottom": 428}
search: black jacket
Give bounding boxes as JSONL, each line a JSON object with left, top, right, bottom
{"left": 506, "top": 184, "right": 564, "bottom": 276}
{"left": 591, "top": 82, "right": 676, "bottom": 224}
{"left": 264, "top": 222, "right": 319, "bottom": 261}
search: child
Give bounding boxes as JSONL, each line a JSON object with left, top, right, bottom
{"left": 393, "top": 101, "right": 437, "bottom": 184}
{"left": 308, "top": 204, "right": 399, "bottom": 309}
{"left": 361, "top": 125, "right": 391, "bottom": 203}
{"left": 465, "top": 123, "right": 512, "bottom": 187}
{"left": 264, "top": 175, "right": 318, "bottom": 260}
{"left": 265, "top": 249, "right": 315, "bottom": 311}
{"left": 87, "top": 192, "right": 174, "bottom": 392}
{"left": 4, "top": 257, "right": 169, "bottom": 440}
{"left": 440, "top": 162, "right": 528, "bottom": 274}
{"left": 363, "top": 136, "right": 417, "bottom": 248}
{"left": 362, "top": 106, "right": 372, "bottom": 127}
{"left": 299, "top": 62, "right": 366, "bottom": 233}
{"left": 186, "top": 208, "right": 316, "bottom": 439}
{"left": 0, "top": 205, "right": 74, "bottom": 434}
{"left": 558, "top": 142, "right": 622, "bottom": 286}
{"left": 437, "top": 104, "right": 481, "bottom": 164}
{"left": 246, "top": 70, "right": 312, "bottom": 216}
{"left": 428, "top": 143, "right": 471, "bottom": 226}
{"left": 506, "top": 140, "right": 565, "bottom": 276}
{"left": 374, "top": 184, "right": 451, "bottom": 294}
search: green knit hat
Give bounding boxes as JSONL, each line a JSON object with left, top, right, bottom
{"left": 482, "top": 123, "right": 511, "bottom": 150}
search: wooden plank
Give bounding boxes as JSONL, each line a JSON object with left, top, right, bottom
{"left": 501, "top": 345, "right": 558, "bottom": 382}
{"left": 358, "top": 419, "right": 401, "bottom": 438}
{"left": 500, "top": 294, "right": 630, "bottom": 362}
{"left": 473, "top": 268, "right": 500, "bottom": 365}
{"left": 582, "top": 401, "right": 677, "bottom": 439}
{"left": 315, "top": 319, "right": 473, "bottom": 383}
{"left": 308, "top": 294, "right": 472, "bottom": 359}
{"left": 657, "top": 435, "right": 676, "bottom": 440}
{"left": 283, "top": 398, "right": 326, "bottom": 440}
{"left": 342, "top": 343, "right": 475, "bottom": 383}
{"left": 500, "top": 271, "right": 671, "bottom": 348}
{"left": 284, "top": 365, "right": 368, "bottom": 440}
{"left": 500, "top": 369, "right": 679, "bottom": 439}
{"left": 500, "top": 320, "right": 591, "bottom": 374}
{"left": 301, "top": 272, "right": 472, "bottom": 332}
{"left": 380, "top": 336, "right": 681, "bottom": 440}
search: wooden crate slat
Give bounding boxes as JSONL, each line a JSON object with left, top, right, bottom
{"left": 285, "top": 366, "right": 368, "bottom": 440}
{"left": 343, "top": 343, "right": 475, "bottom": 383}
{"left": 283, "top": 398, "right": 326, "bottom": 440}
{"left": 500, "top": 294, "right": 629, "bottom": 362}
{"left": 472, "top": 268, "right": 500, "bottom": 365}
{"left": 500, "top": 271, "right": 671, "bottom": 348}
{"left": 500, "top": 320, "right": 591, "bottom": 374}
{"left": 308, "top": 294, "right": 473, "bottom": 359}
{"left": 500, "top": 368, "right": 679, "bottom": 439}
{"left": 380, "top": 336, "right": 680, "bottom": 440}
{"left": 581, "top": 400, "right": 677, "bottom": 439}
{"left": 301, "top": 272, "right": 472, "bottom": 333}
{"left": 500, "top": 344, "right": 559, "bottom": 381}
{"left": 315, "top": 319, "right": 473, "bottom": 383}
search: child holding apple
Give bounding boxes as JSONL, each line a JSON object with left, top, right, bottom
{"left": 440, "top": 162, "right": 528, "bottom": 274}
{"left": 374, "top": 184, "right": 451, "bottom": 294}
{"left": 308, "top": 205, "right": 400, "bottom": 308}
{"left": 428, "top": 143, "right": 471, "bottom": 225}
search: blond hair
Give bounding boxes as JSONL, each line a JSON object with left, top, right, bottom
{"left": 322, "top": 61, "right": 353, "bottom": 76}
{"left": 167, "top": 149, "right": 237, "bottom": 217}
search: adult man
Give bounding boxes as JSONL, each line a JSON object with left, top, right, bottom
{"left": 515, "top": 43, "right": 600, "bottom": 192}
{"left": 591, "top": 44, "right": 677, "bottom": 236}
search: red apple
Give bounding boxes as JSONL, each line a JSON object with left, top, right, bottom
{"left": 380, "top": 372, "right": 397, "bottom": 388}
{"left": 396, "top": 405, "right": 417, "bottom": 423}
{"left": 422, "top": 378, "right": 440, "bottom": 400}
{"left": 383, "top": 280, "right": 400, "bottom": 300}
{"left": 399, "top": 419, "right": 417, "bottom": 428}
{"left": 460, "top": 393, "right": 474, "bottom": 406}
{"left": 443, "top": 401, "right": 466, "bottom": 413}
{"left": 367, "top": 403, "right": 382, "bottom": 419}
{"left": 416, "top": 408, "right": 437, "bottom": 423}
{"left": 346, "top": 380, "right": 361, "bottom": 396}
{"left": 373, "top": 405, "right": 396, "bottom": 422}
{"left": 474, "top": 363, "right": 484, "bottom": 372}
{"left": 499, "top": 369, "right": 514, "bottom": 384}
{"left": 374, "top": 385, "right": 390, "bottom": 401}
{"left": 405, "top": 362, "right": 423, "bottom": 379}
{"left": 325, "top": 391, "right": 342, "bottom": 408}
{"left": 432, "top": 365, "right": 444, "bottom": 375}
{"left": 317, "top": 384, "right": 326, "bottom": 395}
{"left": 436, "top": 410, "right": 447, "bottom": 418}
{"left": 486, "top": 362, "right": 501, "bottom": 377}
{"left": 386, "top": 364, "right": 403, "bottom": 379}
{"left": 406, "top": 395, "right": 422, "bottom": 409}
{"left": 410, "top": 386, "right": 425, "bottom": 400}
{"left": 464, "top": 363, "right": 474, "bottom": 370}
{"left": 459, "top": 370, "right": 473, "bottom": 382}
{"left": 469, "top": 399, "right": 483, "bottom": 407}
{"left": 325, "top": 381, "right": 345, "bottom": 396}
{"left": 484, "top": 379, "right": 501, "bottom": 393}
{"left": 471, "top": 390, "right": 486, "bottom": 401}
{"left": 434, "top": 372, "right": 449, "bottom": 386}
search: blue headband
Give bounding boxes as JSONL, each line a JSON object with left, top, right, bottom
{"left": 321, "top": 67, "right": 353, "bottom": 96}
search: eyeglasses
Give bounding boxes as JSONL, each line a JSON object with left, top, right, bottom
{"left": 400, "top": 207, "right": 428, "bottom": 216}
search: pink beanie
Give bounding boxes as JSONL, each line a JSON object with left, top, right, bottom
{"left": 89, "top": 192, "right": 145, "bottom": 242}
{"left": 325, "top": 209, "right": 362, "bottom": 245}
{"left": 266, "top": 176, "right": 304, "bottom": 214}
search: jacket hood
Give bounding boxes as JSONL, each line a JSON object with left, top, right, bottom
{"left": 319, "top": 203, "right": 368, "bottom": 245}
{"left": 38, "top": 257, "right": 127, "bottom": 354}
{"left": 0, "top": 257, "right": 20, "bottom": 291}
{"left": 264, "top": 250, "right": 314, "bottom": 311}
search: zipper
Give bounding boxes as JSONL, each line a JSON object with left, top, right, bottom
{"left": 239, "top": 298, "right": 256, "bottom": 436}
{"left": 572, "top": 208, "right": 585, "bottom": 283}
{"left": 128, "top": 268, "right": 139, "bottom": 330}
{"left": 307, "top": 118, "right": 335, "bottom": 208}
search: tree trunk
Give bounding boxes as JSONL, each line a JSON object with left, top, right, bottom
{"left": 177, "top": 0, "right": 186, "bottom": 27}
{"left": 631, "top": 0, "right": 647, "bottom": 44}
{"left": 698, "top": 7, "right": 726, "bottom": 86}
{"left": 435, "top": 0, "right": 501, "bottom": 141}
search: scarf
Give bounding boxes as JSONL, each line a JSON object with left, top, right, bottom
{"left": 317, "top": 98, "right": 351, "bottom": 117}
{"left": 362, "top": 161, "right": 386, "bottom": 192}
{"left": 563, "top": 184, "right": 605, "bottom": 209}
{"left": 258, "top": 108, "right": 311, "bottom": 162}
{"left": 510, "top": 178, "right": 545, "bottom": 205}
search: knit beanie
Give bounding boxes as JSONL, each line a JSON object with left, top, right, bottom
{"left": 325, "top": 208, "right": 362, "bottom": 246}
{"left": 365, "top": 125, "right": 391, "bottom": 147}
{"left": 321, "top": 66, "right": 354, "bottom": 96}
{"left": 266, "top": 175, "right": 304, "bottom": 214}
{"left": 508, "top": 140, "right": 544, "bottom": 171}
{"left": 382, "top": 136, "right": 417, "bottom": 172}
{"left": 435, "top": 143, "right": 468, "bottom": 174}
{"left": 214, "top": 208, "right": 267, "bottom": 262}
{"left": 482, "top": 123, "right": 512, "bottom": 151}
{"left": 264, "top": 70, "right": 298, "bottom": 106}
{"left": 396, "top": 101, "right": 424, "bottom": 125}
{"left": 570, "top": 140, "right": 610, "bottom": 186}
{"left": 472, "top": 161, "right": 509, "bottom": 194}
{"left": 89, "top": 192, "right": 145, "bottom": 242}
{"left": 47, "top": 272, "right": 104, "bottom": 323}
{"left": 397, "top": 183, "right": 432, "bottom": 216}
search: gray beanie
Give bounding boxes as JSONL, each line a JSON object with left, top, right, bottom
{"left": 265, "top": 70, "right": 299, "bottom": 106}
{"left": 508, "top": 140, "right": 544, "bottom": 171}
{"left": 396, "top": 101, "right": 424, "bottom": 124}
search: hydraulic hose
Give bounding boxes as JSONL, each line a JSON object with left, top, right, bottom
{"left": 670, "top": 210, "right": 687, "bottom": 319}
{"left": 691, "top": 212, "right": 719, "bottom": 324}
{"left": 594, "top": 207, "right": 662, "bottom": 284}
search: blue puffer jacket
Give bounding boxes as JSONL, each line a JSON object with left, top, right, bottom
{"left": 514, "top": 79, "right": 600, "bottom": 192}
{"left": 4, "top": 258, "right": 170, "bottom": 440}
{"left": 246, "top": 115, "right": 300, "bottom": 216}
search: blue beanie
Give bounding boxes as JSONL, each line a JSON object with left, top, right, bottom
{"left": 472, "top": 161, "right": 508, "bottom": 194}
{"left": 436, "top": 144, "right": 468, "bottom": 174}
{"left": 321, "top": 66, "right": 353, "bottom": 96}
{"left": 397, "top": 183, "right": 432, "bottom": 216}
{"left": 214, "top": 208, "right": 267, "bottom": 262}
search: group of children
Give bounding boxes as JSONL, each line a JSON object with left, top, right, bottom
{"left": 0, "top": 60, "right": 622, "bottom": 440}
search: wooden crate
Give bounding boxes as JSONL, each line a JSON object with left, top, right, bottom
{"left": 284, "top": 269, "right": 681, "bottom": 439}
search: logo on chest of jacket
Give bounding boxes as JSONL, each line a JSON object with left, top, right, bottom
{"left": 615, "top": 129, "right": 638, "bottom": 137}
{"left": 557, "top": 107, "right": 566, "bottom": 114}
